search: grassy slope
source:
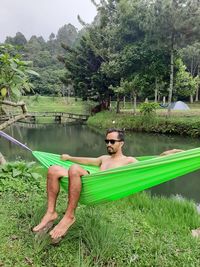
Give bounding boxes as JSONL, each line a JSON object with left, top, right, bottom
{"left": 1, "top": 190, "right": 200, "bottom": 267}
{"left": 25, "top": 96, "right": 86, "bottom": 113}
{"left": 3, "top": 96, "right": 88, "bottom": 114}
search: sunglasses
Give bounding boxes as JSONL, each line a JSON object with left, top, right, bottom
{"left": 105, "top": 139, "right": 122, "bottom": 145}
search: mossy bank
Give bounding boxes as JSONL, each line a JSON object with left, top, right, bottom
{"left": 87, "top": 111, "right": 200, "bottom": 137}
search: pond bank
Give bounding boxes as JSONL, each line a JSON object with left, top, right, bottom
{"left": 87, "top": 111, "right": 200, "bottom": 137}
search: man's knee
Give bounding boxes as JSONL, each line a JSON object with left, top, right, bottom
{"left": 47, "top": 165, "right": 68, "bottom": 179}
{"left": 69, "top": 164, "right": 86, "bottom": 177}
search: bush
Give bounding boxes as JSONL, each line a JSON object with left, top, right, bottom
{"left": 139, "top": 102, "right": 160, "bottom": 116}
{"left": 0, "top": 161, "right": 43, "bottom": 194}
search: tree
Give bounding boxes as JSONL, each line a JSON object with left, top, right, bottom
{"left": 181, "top": 42, "right": 200, "bottom": 101}
{"left": 0, "top": 44, "right": 39, "bottom": 129}
{"left": 56, "top": 24, "right": 78, "bottom": 53}
{"left": 0, "top": 45, "right": 39, "bottom": 99}
{"left": 174, "top": 58, "right": 197, "bottom": 102}
{"left": 142, "top": 0, "right": 200, "bottom": 112}
{"left": 109, "top": 79, "right": 126, "bottom": 113}
{"left": 5, "top": 32, "right": 27, "bottom": 46}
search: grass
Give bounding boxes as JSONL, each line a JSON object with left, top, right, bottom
{"left": 87, "top": 111, "right": 200, "bottom": 137}
{"left": 1, "top": 178, "right": 200, "bottom": 266}
{"left": 25, "top": 96, "right": 87, "bottom": 114}
{"left": 2, "top": 96, "right": 91, "bottom": 115}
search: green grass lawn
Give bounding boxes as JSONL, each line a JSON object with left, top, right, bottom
{"left": 1, "top": 189, "right": 200, "bottom": 267}
{"left": 1, "top": 162, "right": 200, "bottom": 267}
{"left": 24, "top": 96, "right": 87, "bottom": 113}
{"left": 2, "top": 96, "right": 91, "bottom": 115}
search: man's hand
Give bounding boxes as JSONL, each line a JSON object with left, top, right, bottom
{"left": 160, "top": 149, "right": 184, "bottom": 156}
{"left": 61, "top": 154, "right": 70, "bottom": 161}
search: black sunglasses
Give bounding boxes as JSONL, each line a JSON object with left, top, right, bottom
{"left": 105, "top": 139, "right": 122, "bottom": 145}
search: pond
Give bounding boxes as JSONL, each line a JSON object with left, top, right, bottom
{"left": 1, "top": 123, "right": 200, "bottom": 202}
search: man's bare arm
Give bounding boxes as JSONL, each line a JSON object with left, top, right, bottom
{"left": 61, "top": 154, "right": 103, "bottom": 166}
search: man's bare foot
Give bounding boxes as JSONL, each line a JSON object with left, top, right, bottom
{"left": 50, "top": 215, "right": 76, "bottom": 241}
{"left": 192, "top": 228, "right": 200, "bottom": 237}
{"left": 32, "top": 211, "right": 58, "bottom": 233}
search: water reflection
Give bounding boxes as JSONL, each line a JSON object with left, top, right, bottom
{"left": 0, "top": 124, "right": 200, "bottom": 202}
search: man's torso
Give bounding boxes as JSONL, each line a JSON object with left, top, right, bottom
{"left": 100, "top": 155, "right": 137, "bottom": 171}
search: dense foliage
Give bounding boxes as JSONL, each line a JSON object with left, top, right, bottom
{"left": 1, "top": 24, "right": 78, "bottom": 96}
{"left": 60, "top": 0, "right": 200, "bottom": 110}
{"left": 1, "top": 0, "right": 200, "bottom": 111}
{"left": 0, "top": 45, "right": 39, "bottom": 100}
{"left": 0, "top": 161, "right": 42, "bottom": 194}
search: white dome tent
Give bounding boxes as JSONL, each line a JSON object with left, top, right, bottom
{"left": 170, "top": 101, "right": 190, "bottom": 110}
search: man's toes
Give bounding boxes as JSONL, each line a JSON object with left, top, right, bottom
{"left": 32, "top": 225, "right": 42, "bottom": 232}
{"left": 50, "top": 229, "right": 58, "bottom": 238}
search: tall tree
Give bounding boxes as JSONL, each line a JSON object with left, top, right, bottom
{"left": 141, "top": 0, "right": 200, "bottom": 111}
{"left": 181, "top": 42, "right": 200, "bottom": 101}
{"left": 174, "top": 58, "right": 197, "bottom": 102}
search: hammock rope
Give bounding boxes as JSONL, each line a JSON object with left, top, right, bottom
{"left": 1, "top": 130, "right": 200, "bottom": 205}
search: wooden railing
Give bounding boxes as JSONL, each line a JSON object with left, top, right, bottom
{"left": 0, "top": 112, "right": 89, "bottom": 123}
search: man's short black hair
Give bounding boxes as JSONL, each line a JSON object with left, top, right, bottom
{"left": 106, "top": 128, "right": 125, "bottom": 141}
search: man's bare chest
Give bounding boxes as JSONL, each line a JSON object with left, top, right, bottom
{"left": 100, "top": 157, "right": 128, "bottom": 171}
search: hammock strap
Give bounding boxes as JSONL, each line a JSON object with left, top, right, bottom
{"left": 0, "top": 130, "right": 32, "bottom": 152}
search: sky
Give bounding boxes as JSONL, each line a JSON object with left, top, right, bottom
{"left": 0, "top": 0, "right": 98, "bottom": 42}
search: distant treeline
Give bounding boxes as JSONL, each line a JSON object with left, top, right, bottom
{"left": 2, "top": 0, "right": 200, "bottom": 110}
{"left": 1, "top": 23, "right": 80, "bottom": 96}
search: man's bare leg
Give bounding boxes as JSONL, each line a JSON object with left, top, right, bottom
{"left": 50, "top": 164, "right": 88, "bottom": 240}
{"left": 33, "top": 165, "right": 68, "bottom": 232}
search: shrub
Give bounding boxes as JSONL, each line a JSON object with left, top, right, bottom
{"left": 0, "top": 161, "right": 43, "bottom": 194}
{"left": 139, "top": 102, "right": 160, "bottom": 116}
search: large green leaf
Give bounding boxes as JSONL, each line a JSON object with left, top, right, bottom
{"left": 1, "top": 87, "right": 7, "bottom": 97}
{"left": 25, "top": 69, "right": 40, "bottom": 77}
{"left": 11, "top": 87, "right": 21, "bottom": 97}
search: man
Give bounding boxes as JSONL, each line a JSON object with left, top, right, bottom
{"left": 33, "top": 128, "right": 137, "bottom": 240}
{"left": 33, "top": 128, "right": 182, "bottom": 241}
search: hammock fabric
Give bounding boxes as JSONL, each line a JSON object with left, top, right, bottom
{"left": 1, "top": 130, "right": 200, "bottom": 205}
{"left": 32, "top": 148, "right": 200, "bottom": 205}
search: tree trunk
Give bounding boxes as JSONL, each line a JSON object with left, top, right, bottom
{"left": 163, "top": 96, "right": 166, "bottom": 104}
{"left": 195, "top": 87, "right": 199, "bottom": 102}
{"left": 109, "top": 96, "right": 112, "bottom": 109}
{"left": 123, "top": 96, "right": 126, "bottom": 109}
{"left": 116, "top": 96, "right": 120, "bottom": 113}
{"left": 195, "top": 66, "right": 200, "bottom": 102}
{"left": 133, "top": 92, "right": 137, "bottom": 114}
{"left": 168, "top": 36, "right": 174, "bottom": 116}
{"left": 154, "top": 77, "right": 158, "bottom": 103}
{"left": 190, "top": 94, "right": 194, "bottom": 103}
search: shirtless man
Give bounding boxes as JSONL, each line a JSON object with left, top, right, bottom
{"left": 33, "top": 128, "right": 182, "bottom": 241}
{"left": 33, "top": 128, "right": 137, "bottom": 241}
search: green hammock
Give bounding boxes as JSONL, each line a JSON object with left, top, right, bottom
{"left": 33, "top": 147, "right": 200, "bottom": 205}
